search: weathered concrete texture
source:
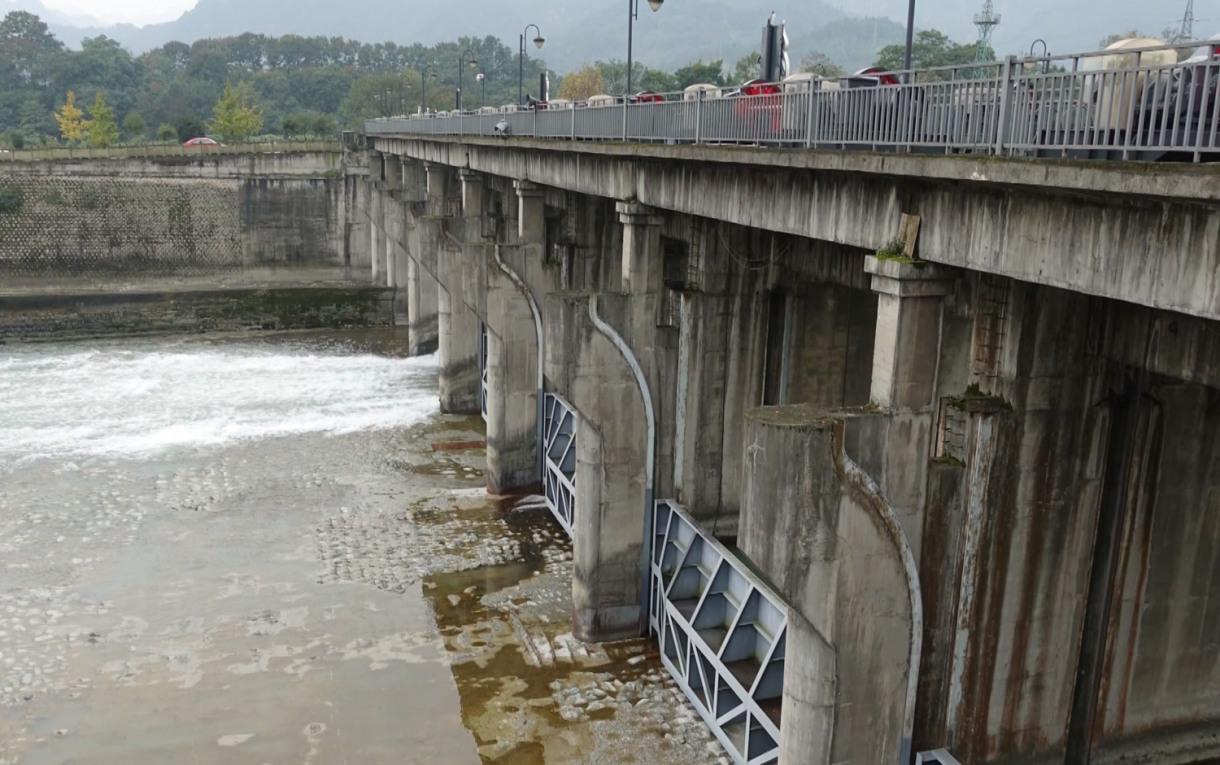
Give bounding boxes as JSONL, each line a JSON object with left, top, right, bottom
{"left": 437, "top": 282, "right": 481, "bottom": 414}
{"left": 380, "top": 136, "right": 1220, "bottom": 323}
{"left": 0, "top": 286, "right": 394, "bottom": 341}
{"left": 0, "top": 157, "right": 351, "bottom": 288}
{"left": 0, "top": 146, "right": 342, "bottom": 180}
{"left": 484, "top": 246, "right": 540, "bottom": 496}
{"left": 551, "top": 293, "right": 651, "bottom": 643}
{"left": 740, "top": 408, "right": 916, "bottom": 765}
{"left": 406, "top": 249, "right": 440, "bottom": 355}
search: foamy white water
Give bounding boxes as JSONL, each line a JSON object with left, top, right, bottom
{"left": 0, "top": 336, "right": 439, "bottom": 463}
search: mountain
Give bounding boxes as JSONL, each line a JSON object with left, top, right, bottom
{"left": 10, "top": 0, "right": 1217, "bottom": 72}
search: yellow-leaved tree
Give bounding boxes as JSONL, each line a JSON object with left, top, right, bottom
{"left": 209, "top": 80, "right": 263, "bottom": 143}
{"left": 53, "top": 90, "right": 86, "bottom": 143}
{"left": 557, "top": 64, "right": 605, "bottom": 101}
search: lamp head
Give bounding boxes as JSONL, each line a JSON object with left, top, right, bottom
{"left": 648, "top": 0, "right": 663, "bottom": 10}
{"left": 533, "top": 35, "right": 545, "bottom": 49}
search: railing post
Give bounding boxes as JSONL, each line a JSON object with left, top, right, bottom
{"left": 622, "top": 100, "right": 629, "bottom": 142}
{"left": 804, "top": 88, "right": 816, "bottom": 148}
{"left": 994, "top": 55, "right": 1016, "bottom": 155}
{"left": 533, "top": 108, "right": 538, "bottom": 138}
{"left": 695, "top": 94, "right": 703, "bottom": 145}
{"left": 572, "top": 106, "right": 577, "bottom": 139}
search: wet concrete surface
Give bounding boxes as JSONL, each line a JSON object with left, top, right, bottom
{"left": 0, "top": 333, "right": 727, "bottom": 765}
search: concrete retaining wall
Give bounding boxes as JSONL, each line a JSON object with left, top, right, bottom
{"left": 0, "top": 287, "right": 394, "bottom": 342}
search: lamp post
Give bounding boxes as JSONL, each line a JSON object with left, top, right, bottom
{"left": 421, "top": 65, "right": 437, "bottom": 114}
{"left": 458, "top": 48, "right": 478, "bottom": 111}
{"left": 902, "top": 0, "right": 915, "bottom": 80}
{"left": 476, "top": 71, "right": 486, "bottom": 109}
{"left": 625, "top": 0, "right": 664, "bottom": 97}
{"left": 519, "top": 24, "right": 545, "bottom": 106}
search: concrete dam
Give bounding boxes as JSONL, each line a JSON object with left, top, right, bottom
{"left": 3, "top": 121, "right": 1220, "bottom": 765}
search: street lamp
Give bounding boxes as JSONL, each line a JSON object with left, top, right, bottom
{"left": 902, "top": 0, "right": 915, "bottom": 80}
{"left": 519, "top": 24, "right": 545, "bottom": 106}
{"left": 458, "top": 48, "right": 478, "bottom": 111}
{"left": 476, "top": 71, "right": 486, "bottom": 109}
{"left": 626, "top": 0, "right": 664, "bottom": 97}
{"left": 420, "top": 65, "right": 437, "bottom": 114}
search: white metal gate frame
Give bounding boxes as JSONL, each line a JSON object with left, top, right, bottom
{"left": 478, "top": 322, "right": 488, "bottom": 422}
{"left": 651, "top": 499, "right": 787, "bottom": 765}
{"left": 542, "top": 392, "right": 577, "bottom": 538}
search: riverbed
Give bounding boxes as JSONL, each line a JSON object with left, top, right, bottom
{"left": 0, "top": 330, "right": 724, "bottom": 765}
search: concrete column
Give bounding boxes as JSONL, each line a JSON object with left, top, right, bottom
{"left": 740, "top": 408, "right": 916, "bottom": 765}
{"left": 461, "top": 170, "right": 484, "bottom": 220}
{"left": 368, "top": 184, "right": 384, "bottom": 285}
{"left": 483, "top": 179, "right": 544, "bottom": 495}
{"left": 425, "top": 163, "right": 447, "bottom": 217}
{"left": 858, "top": 256, "right": 957, "bottom": 559}
{"left": 517, "top": 180, "right": 546, "bottom": 247}
{"left": 435, "top": 172, "right": 486, "bottom": 414}
{"left": 406, "top": 255, "right": 439, "bottom": 355}
{"left": 567, "top": 201, "right": 678, "bottom": 643}
{"left": 391, "top": 201, "right": 411, "bottom": 320}
{"left": 866, "top": 256, "right": 955, "bottom": 410}
{"left": 382, "top": 155, "right": 403, "bottom": 296}
{"left": 617, "top": 201, "right": 664, "bottom": 296}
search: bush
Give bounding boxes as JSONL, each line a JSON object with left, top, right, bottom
{"left": 7, "top": 131, "right": 25, "bottom": 150}
{"left": 173, "top": 115, "right": 206, "bottom": 142}
{"left": 155, "top": 122, "right": 177, "bottom": 142}
{"left": 0, "top": 185, "right": 24, "bottom": 215}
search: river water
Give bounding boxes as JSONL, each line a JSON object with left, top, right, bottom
{"left": 0, "top": 331, "right": 490, "bottom": 765}
{"left": 0, "top": 333, "right": 439, "bottom": 464}
{"left": 0, "top": 331, "right": 724, "bottom": 765}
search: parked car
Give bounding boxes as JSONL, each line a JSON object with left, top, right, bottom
{"left": 182, "top": 137, "right": 220, "bottom": 147}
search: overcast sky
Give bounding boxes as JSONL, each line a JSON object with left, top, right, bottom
{"left": 41, "top": 0, "right": 196, "bottom": 25}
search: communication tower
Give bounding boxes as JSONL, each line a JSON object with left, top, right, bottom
{"left": 973, "top": 0, "right": 1001, "bottom": 62}
{"left": 1173, "top": 0, "right": 1195, "bottom": 43}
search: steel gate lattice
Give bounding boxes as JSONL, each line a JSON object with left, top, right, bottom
{"left": 542, "top": 393, "right": 577, "bottom": 539}
{"left": 651, "top": 500, "right": 787, "bottom": 765}
{"left": 478, "top": 323, "right": 488, "bottom": 422}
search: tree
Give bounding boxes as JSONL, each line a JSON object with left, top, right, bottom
{"left": 53, "top": 90, "right": 85, "bottom": 143}
{"left": 155, "top": 122, "right": 177, "bottom": 142}
{"left": 209, "top": 79, "right": 263, "bottom": 142}
{"left": 674, "top": 60, "right": 725, "bottom": 90}
{"left": 874, "top": 29, "right": 983, "bottom": 73}
{"left": 731, "top": 53, "right": 760, "bottom": 85}
{"left": 311, "top": 112, "right": 336, "bottom": 138}
{"left": 6, "top": 130, "right": 24, "bottom": 149}
{"left": 799, "top": 52, "right": 845, "bottom": 79}
{"left": 174, "top": 115, "right": 206, "bottom": 141}
{"left": 85, "top": 91, "right": 119, "bottom": 147}
{"left": 557, "top": 63, "right": 605, "bottom": 100}
{"left": 122, "top": 112, "right": 144, "bottom": 141}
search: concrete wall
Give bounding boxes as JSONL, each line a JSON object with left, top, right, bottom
{"left": 0, "top": 286, "right": 393, "bottom": 342}
{"left": 0, "top": 150, "right": 357, "bottom": 291}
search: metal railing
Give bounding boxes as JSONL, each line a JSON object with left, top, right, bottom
{"left": 0, "top": 140, "right": 341, "bottom": 162}
{"left": 542, "top": 392, "right": 577, "bottom": 539}
{"left": 651, "top": 499, "right": 787, "bottom": 765}
{"left": 367, "top": 41, "right": 1220, "bottom": 161}
{"left": 478, "top": 323, "right": 489, "bottom": 422}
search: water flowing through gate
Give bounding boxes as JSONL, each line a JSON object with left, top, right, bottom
{"left": 542, "top": 392, "right": 577, "bottom": 538}
{"left": 650, "top": 500, "right": 787, "bottom": 765}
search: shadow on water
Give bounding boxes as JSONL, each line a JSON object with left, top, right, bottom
{"left": 422, "top": 498, "right": 651, "bottom": 765}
